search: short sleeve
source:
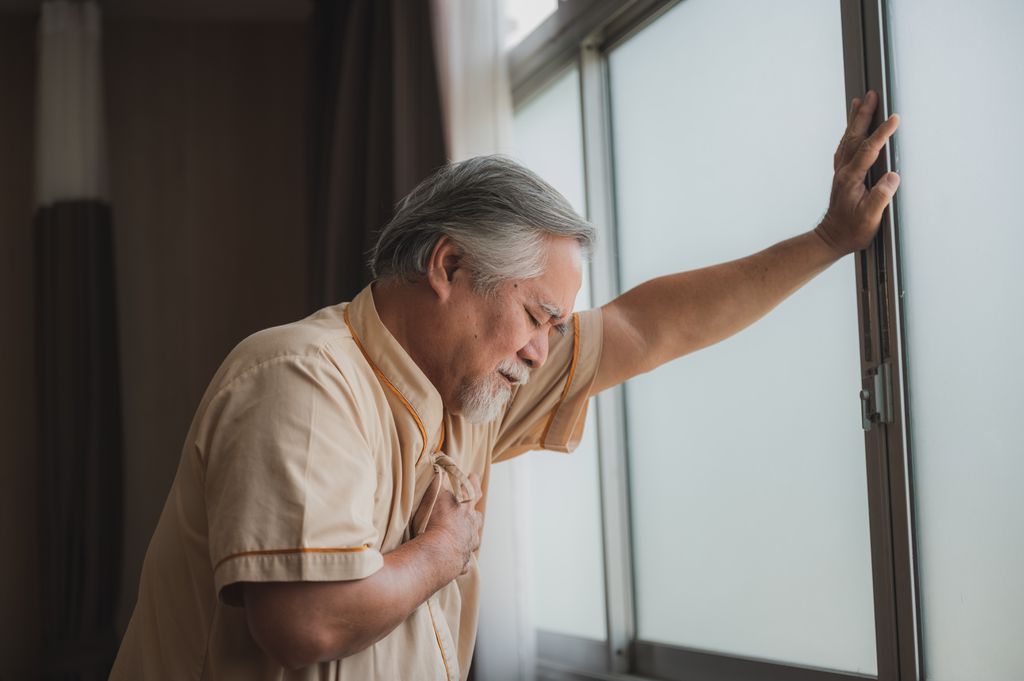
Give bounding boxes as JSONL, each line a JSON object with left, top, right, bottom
{"left": 197, "top": 351, "right": 384, "bottom": 605}
{"left": 492, "top": 308, "right": 603, "bottom": 462}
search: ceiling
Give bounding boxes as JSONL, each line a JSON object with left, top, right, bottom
{"left": 0, "top": 0, "right": 309, "bottom": 21}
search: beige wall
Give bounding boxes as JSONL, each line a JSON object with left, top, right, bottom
{"left": 0, "top": 13, "right": 41, "bottom": 668}
{"left": 0, "top": 14, "right": 309, "bottom": 667}
{"left": 105, "top": 19, "right": 308, "bottom": 632}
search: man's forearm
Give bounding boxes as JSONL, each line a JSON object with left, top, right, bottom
{"left": 591, "top": 92, "right": 900, "bottom": 395}
{"left": 596, "top": 229, "right": 840, "bottom": 391}
{"left": 244, "top": 530, "right": 462, "bottom": 669}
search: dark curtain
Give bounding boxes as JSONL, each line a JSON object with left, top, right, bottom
{"left": 35, "top": 200, "right": 123, "bottom": 681}
{"left": 308, "top": 0, "right": 448, "bottom": 310}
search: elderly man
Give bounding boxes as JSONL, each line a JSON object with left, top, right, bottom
{"left": 110, "top": 92, "right": 899, "bottom": 680}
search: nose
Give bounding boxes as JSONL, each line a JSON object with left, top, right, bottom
{"left": 518, "top": 328, "right": 549, "bottom": 370}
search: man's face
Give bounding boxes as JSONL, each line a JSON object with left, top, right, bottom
{"left": 442, "top": 236, "right": 583, "bottom": 423}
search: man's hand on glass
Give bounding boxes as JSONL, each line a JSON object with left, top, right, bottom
{"left": 815, "top": 89, "right": 902, "bottom": 256}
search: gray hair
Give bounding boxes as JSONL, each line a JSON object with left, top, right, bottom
{"left": 369, "top": 155, "right": 595, "bottom": 293}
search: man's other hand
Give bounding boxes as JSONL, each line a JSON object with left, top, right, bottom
{"left": 815, "top": 90, "right": 901, "bottom": 256}
{"left": 244, "top": 472, "right": 485, "bottom": 669}
{"left": 415, "top": 473, "right": 483, "bottom": 575}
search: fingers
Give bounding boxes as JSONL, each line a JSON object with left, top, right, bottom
{"left": 411, "top": 472, "right": 443, "bottom": 537}
{"left": 847, "top": 113, "right": 900, "bottom": 178}
{"left": 834, "top": 96, "right": 862, "bottom": 170}
{"left": 822, "top": 91, "right": 902, "bottom": 255}
{"left": 862, "top": 171, "right": 901, "bottom": 222}
{"left": 456, "top": 473, "right": 481, "bottom": 505}
{"left": 835, "top": 91, "right": 881, "bottom": 171}
{"left": 850, "top": 89, "right": 878, "bottom": 139}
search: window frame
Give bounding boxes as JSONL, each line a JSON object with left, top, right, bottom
{"left": 838, "top": 1, "right": 920, "bottom": 679}
{"left": 510, "top": 2, "right": 921, "bottom": 680}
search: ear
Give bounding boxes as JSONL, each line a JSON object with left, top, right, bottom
{"left": 425, "top": 236, "right": 465, "bottom": 301}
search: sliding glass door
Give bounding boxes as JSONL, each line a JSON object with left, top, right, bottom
{"left": 502, "top": 1, "right": 1024, "bottom": 679}
{"left": 608, "top": 0, "right": 876, "bottom": 674}
{"left": 888, "top": 1, "right": 1024, "bottom": 679}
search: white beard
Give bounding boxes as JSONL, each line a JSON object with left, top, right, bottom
{"left": 457, "top": 358, "right": 529, "bottom": 424}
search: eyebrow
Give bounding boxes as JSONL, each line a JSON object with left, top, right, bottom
{"left": 539, "top": 301, "right": 571, "bottom": 336}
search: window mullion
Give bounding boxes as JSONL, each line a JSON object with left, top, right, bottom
{"left": 579, "top": 36, "right": 637, "bottom": 676}
{"left": 839, "top": 1, "right": 920, "bottom": 680}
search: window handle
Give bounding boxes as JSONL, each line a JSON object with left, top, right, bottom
{"left": 861, "top": 361, "right": 893, "bottom": 431}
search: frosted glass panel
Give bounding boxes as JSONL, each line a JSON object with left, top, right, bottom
{"left": 889, "top": 2, "right": 1024, "bottom": 679}
{"left": 609, "top": 0, "right": 876, "bottom": 673}
{"left": 512, "top": 67, "right": 607, "bottom": 641}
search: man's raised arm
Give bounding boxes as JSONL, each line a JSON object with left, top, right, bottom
{"left": 592, "top": 90, "right": 901, "bottom": 395}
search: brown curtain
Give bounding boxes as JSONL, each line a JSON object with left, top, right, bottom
{"left": 35, "top": 200, "right": 123, "bottom": 681}
{"left": 34, "top": 2, "right": 123, "bottom": 678}
{"left": 308, "top": 0, "right": 448, "bottom": 310}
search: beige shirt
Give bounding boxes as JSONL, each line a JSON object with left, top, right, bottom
{"left": 111, "top": 284, "right": 603, "bottom": 681}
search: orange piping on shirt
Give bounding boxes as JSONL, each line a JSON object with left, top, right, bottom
{"left": 539, "top": 313, "right": 581, "bottom": 449}
{"left": 213, "top": 545, "right": 370, "bottom": 572}
{"left": 343, "top": 305, "right": 444, "bottom": 461}
{"left": 345, "top": 305, "right": 454, "bottom": 679}
{"left": 427, "top": 599, "right": 454, "bottom": 681}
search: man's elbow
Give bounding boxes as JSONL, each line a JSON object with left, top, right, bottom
{"left": 248, "top": 614, "right": 367, "bottom": 670}
{"left": 243, "top": 583, "right": 368, "bottom": 669}
{"left": 244, "top": 606, "right": 311, "bottom": 669}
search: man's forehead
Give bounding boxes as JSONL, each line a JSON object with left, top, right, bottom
{"left": 533, "top": 269, "right": 581, "bottom": 315}
{"left": 522, "top": 274, "right": 575, "bottom": 314}
{"left": 535, "top": 236, "right": 583, "bottom": 305}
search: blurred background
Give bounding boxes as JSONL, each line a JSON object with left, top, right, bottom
{"left": 1, "top": 2, "right": 309, "bottom": 678}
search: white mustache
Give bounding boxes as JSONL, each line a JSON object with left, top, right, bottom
{"left": 496, "top": 358, "right": 530, "bottom": 385}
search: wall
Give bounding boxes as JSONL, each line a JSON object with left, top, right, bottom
{"left": 105, "top": 18, "right": 308, "bottom": 632}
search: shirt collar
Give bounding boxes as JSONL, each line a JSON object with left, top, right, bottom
{"left": 345, "top": 284, "right": 445, "bottom": 454}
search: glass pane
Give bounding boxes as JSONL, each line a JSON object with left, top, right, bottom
{"left": 609, "top": 0, "right": 876, "bottom": 673}
{"left": 888, "top": 2, "right": 1024, "bottom": 679}
{"left": 503, "top": 0, "right": 558, "bottom": 49}
{"left": 512, "top": 67, "right": 607, "bottom": 641}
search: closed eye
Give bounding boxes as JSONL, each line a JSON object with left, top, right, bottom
{"left": 538, "top": 301, "right": 570, "bottom": 336}
{"left": 525, "top": 307, "right": 542, "bottom": 328}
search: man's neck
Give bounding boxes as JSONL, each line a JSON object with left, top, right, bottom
{"left": 371, "top": 280, "right": 442, "bottom": 390}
